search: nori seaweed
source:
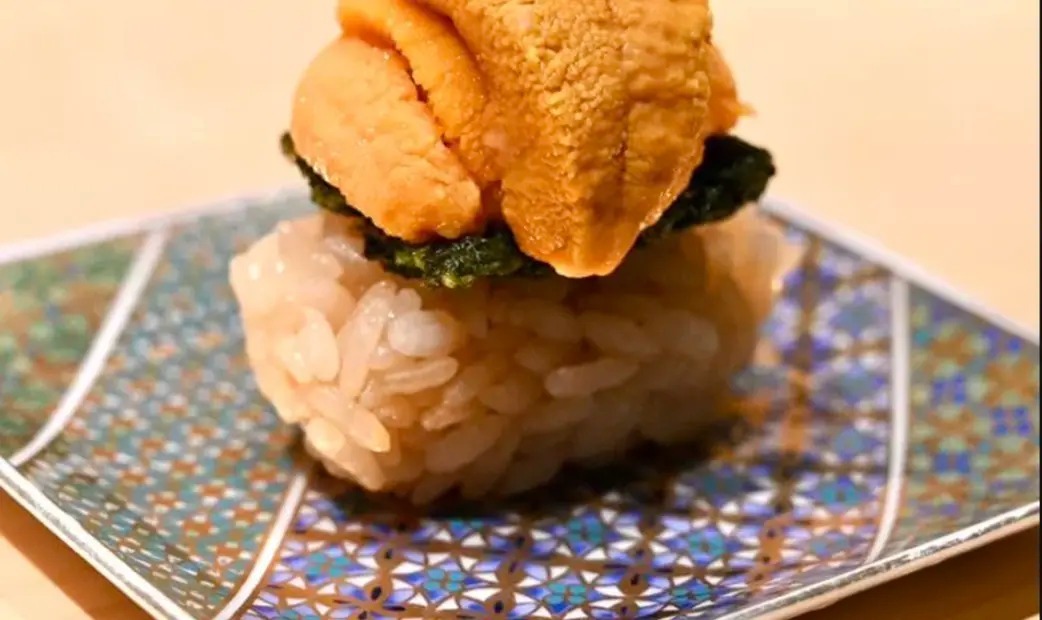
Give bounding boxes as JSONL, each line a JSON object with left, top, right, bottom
{"left": 279, "top": 132, "right": 775, "bottom": 288}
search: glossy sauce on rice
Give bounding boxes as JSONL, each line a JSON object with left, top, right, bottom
{"left": 230, "top": 208, "right": 799, "bottom": 503}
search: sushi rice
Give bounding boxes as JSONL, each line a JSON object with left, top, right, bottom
{"left": 230, "top": 208, "right": 799, "bottom": 504}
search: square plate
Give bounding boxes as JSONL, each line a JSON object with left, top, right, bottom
{"left": 1, "top": 190, "right": 1038, "bottom": 620}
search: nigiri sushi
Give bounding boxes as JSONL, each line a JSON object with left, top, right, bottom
{"left": 230, "top": 0, "right": 799, "bottom": 503}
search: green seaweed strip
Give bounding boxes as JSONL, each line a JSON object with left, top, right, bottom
{"left": 279, "top": 132, "right": 775, "bottom": 288}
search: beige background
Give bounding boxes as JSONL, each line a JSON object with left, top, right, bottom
{"left": 0, "top": 0, "right": 1038, "bottom": 618}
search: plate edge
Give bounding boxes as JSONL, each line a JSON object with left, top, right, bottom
{"left": 0, "top": 458, "right": 190, "bottom": 620}
{"left": 8, "top": 230, "right": 169, "bottom": 467}
{"left": 714, "top": 502, "right": 1040, "bottom": 620}
{"left": 760, "top": 197, "right": 1039, "bottom": 345}
{"left": 0, "top": 184, "right": 299, "bottom": 268}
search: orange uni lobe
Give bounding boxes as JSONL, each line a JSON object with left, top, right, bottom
{"left": 290, "top": 0, "right": 750, "bottom": 277}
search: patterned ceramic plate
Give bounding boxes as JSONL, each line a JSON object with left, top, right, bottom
{"left": 0, "top": 190, "right": 1038, "bottom": 620}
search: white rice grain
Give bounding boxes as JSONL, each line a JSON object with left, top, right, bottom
{"left": 382, "top": 358, "right": 460, "bottom": 395}
{"left": 387, "top": 310, "right": 461, "bottom": 357}
{"left": 441, "top": 361, "right": 500, "bottom": 407}
{"left": 230, "top": 236, "right": 284, "bottom": 316}
{"left": 580, "top": 311, "right": 660, "bottom": 358}
{"left": 544, "top": 358, "right": 639, "bottom": 398}
{"left": 337, "top": 281, "right": 396, "bottom": 399}
{"left": 424, "top": 415, "right": 506, "bottom": 473}
{"left": 253, "top": 367, "right": 310, "bottom": 424}
{"left": 391, "top": 289, "right": 423, "bottom": 315}
{"left": 299, "top": 309, "right": 340, "bottom": 381}
{"left": 305, "top": 417, "right": 345, "bottom": 458}
{"left": 421, "top": 401, "right": 481, "bottom": 431}
{"left": 285, "top": 278, "right": 355, "bottom": 330}
{"left": 513, "top": 341, "right": 573, "bottom": 374}
{"left": 478, "top": 373, "right": 543, "bottom": 415}
{"left": 306, "top": 385, "right": 348, "bottom": 419}
{"left": 334, "top": 437, "right": 387, "bottom": 491}
{"left": 344, "top": 406, "right": 392, "bottom": 453}
{"left": 372, "top": 398, "right": 420, "bottom": 429}
{"left": 274, "top": 335, "right": 313, "bottom": 384}
{"left": 509, "top": 300, "right": 582, "bottom": 342}
{"left": 369, "top": 341, "right": 410, "bottom": 371}
{"left": 646, "top": 308, "right": 720, "bottom": 361}
{"left": 522, "top": 397, "right": 595, "bottom": 434}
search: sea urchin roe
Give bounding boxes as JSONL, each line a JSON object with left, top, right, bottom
{"left": 336, "top": 0, "right": 495, "bottom": 186}
{"left": 705, "top": 43, "right": 748, "bottom": 134}
{"left": 290, "top": 37, "right": 483, "bottom": 243}
{"left": 414, "top": 0, "right": 738, "bottom": 276}
{"left": 416, "top": 0, "right": 629, "bottom": 277}
{"left": 290, "top": 0, "right": 747, "bottom": 278}
{"left": 611, "top": 0, "right": 714, "bottom": 230}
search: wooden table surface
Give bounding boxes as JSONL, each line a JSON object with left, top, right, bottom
{"left": 0, "top": 1, "right": 1038, "bottom": 618}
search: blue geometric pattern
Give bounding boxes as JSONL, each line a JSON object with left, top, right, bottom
{"left": 882, "top": 285, "right": 1039, "bottom": 556}
{"left": 15, "top": 198, "right": 309, "bottom": 617}
{"left": 0, "top": 236, "right": 139, "bottom": 457}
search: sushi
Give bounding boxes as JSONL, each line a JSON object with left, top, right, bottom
{"left": 230, "top": 0, "right": 800, "bottom": 503}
